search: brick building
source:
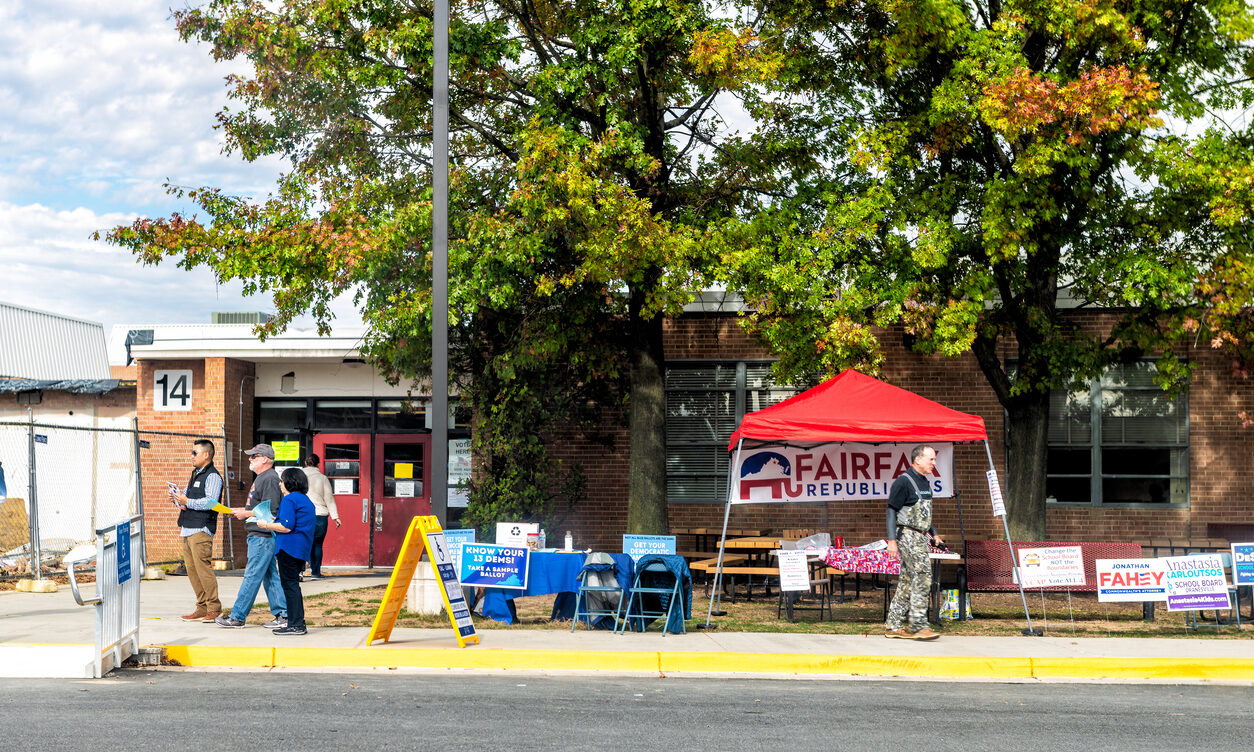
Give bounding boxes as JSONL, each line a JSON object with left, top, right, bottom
{"left": 101, "top": 304, "right": 1254, "bottom": 566}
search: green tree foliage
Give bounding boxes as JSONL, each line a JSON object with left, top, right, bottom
{"left": 102, "top": 0, "right": 793, "bottom": 534}
{"left": 731, "top": 0, "right": 1254, "bottom": 537}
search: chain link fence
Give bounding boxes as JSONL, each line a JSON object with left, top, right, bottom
{"left": 0, "top": 417, "right": 225, "bottom": 579}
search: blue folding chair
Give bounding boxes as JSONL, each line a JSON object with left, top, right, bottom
{"left": 571, "top": 554, "right": 630, "bottom": 632}
{"left": 618, "top": 555, "right": 688, "bottom": 635}
{"left": 1185, "top": 552, "right": 1242, "bottom": 631}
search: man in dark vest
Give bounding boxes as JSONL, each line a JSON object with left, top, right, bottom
{"left": 170, "top": 439, "right": 223, "bottom": 621}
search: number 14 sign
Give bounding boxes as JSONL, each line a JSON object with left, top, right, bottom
{"left": 153, "top": 370, "right": 193, "bottom": 411}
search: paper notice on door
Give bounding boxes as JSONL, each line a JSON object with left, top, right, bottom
{"left": 333, "top": 478, "right": 355, "bottom": 495}
{"left": 394, "top": 463, "right": 413, "bottom": 479}
{"left": 395, "top": 480, "right": 415, "bottom": 497}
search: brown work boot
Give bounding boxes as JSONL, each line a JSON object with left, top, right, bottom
{"left": 181, "top": 609, "right": 207, "bottom": 622}
{"left": 201, "top": 610, "right": 222, "bottom": 623}
{"left": 904, "top": 627, "right": 940, "bottom": 640}
{"left": 884, "top": 628, "right": 906, "bottom": 638}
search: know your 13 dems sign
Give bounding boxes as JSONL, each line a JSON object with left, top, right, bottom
{"left": 732, "top": 442, "right": 954, "bottom": 503}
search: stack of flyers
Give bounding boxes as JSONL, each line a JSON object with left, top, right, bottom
{"left": 250, "top": 500, "right": 275, "bottom": 524}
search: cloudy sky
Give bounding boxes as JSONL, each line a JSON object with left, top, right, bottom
{"left": 0, "top": 1, "right": 360, "bottom": 348}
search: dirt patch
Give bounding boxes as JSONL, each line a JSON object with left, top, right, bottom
{"left": 298, "top": 582, "right": 1253, "bottom": 638}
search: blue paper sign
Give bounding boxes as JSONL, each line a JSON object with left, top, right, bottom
{"left": 444, "top": 529, "right": 476, "bottom": 576}
{"left": 458, "top": 543, "right": 529, "bottom": 589}
{"left": 116, "top": 520, "right": 131, "bottom": 584}
{"left": 623, "top": 534, "right": 676, "bottom": 562}
{"left": 1233, "top": 543, "right": 1254, "bottom": 586}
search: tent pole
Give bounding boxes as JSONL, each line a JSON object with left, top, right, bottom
{"left": 984, "top": 440, "right": 1039, "bottom": 635}
{"left": 705, "top": 438, "right": 743, "bottom": 628}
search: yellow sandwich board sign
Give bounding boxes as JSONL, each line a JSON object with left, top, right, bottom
{"left": 366, "top": 515, "right": 479, "bottom": 648}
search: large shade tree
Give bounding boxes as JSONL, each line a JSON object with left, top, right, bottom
{"left": 731, "top": 0, "right": 1254, "bottom": 537}
{"left": 104, "top": 0, "right": 797, "bottom": 533}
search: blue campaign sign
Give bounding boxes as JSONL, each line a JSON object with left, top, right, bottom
{"left": 623, "top": 534, "right": 676, "bottom": 562}
{"left": 116, "top": 520, "right": 131, "bottom": 584}
{"left": 458, "top": 543, "right": 529, "bottom": 589}
{"left": 1233, "top": 543, "right": 1254, "bottom": 586}
{"left": 443, "top": 528, "right": 476, "bottom": 576}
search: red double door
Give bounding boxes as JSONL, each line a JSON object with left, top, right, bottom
{"left": 312, "top": 433, "right": 432, "bottom": 568}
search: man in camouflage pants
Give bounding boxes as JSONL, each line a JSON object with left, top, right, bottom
{"left": 884, "top": 445, "right": 943, "bottom": 640}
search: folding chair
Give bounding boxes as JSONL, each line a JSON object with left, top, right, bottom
{"left": 618, "top": 558, "right": 685, "bottom": 635}
{"left": 571, "top": 556, "right": 628, "bottom": 632}
{"left": 1185, "top": 552, "right": 1242, "bottom": 631}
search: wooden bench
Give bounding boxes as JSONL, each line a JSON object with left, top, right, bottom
{"left": 961, "top": 540, "right": 1144, "bottom": 621}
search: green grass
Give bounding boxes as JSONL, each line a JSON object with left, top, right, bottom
{"left": 298, "top": 582, "right": 1253, "bottom": 638}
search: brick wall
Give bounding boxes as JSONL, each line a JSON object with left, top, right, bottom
{"left": 549, "top": 311, "right": 1254, "bottom": 552}
{"left": 136, "top": 358, "right": 255, "bottom": 563}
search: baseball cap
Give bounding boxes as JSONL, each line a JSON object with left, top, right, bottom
{"left": 244, "top": 444, "right": 275, "bottom": 460}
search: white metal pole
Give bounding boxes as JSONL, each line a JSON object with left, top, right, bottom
{"left": 983, "top": 439, "right": 1038, "bottom": 635}
{"left": 705, "top": 438, "right": 743, "bottom": 628}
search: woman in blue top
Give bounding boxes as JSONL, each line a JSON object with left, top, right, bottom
{"left": 253, "top": 467, "right": 316, "bottom": 635}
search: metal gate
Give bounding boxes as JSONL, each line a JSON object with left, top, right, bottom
{"left": 68, "top": 515, "right": 144, "bottom": 677}
{"left": 0, "top": 412, "right": 226, "bottom": 578}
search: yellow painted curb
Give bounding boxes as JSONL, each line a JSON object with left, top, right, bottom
{"left": 160, "top": 645, "right": 275, "bottom": 668}
{"left": 275, "top": 647, "right": 661, "bottom": 672}
{"left": 148, "top": 645, "right": 1254, "bottom": 681}
{"left": 1030, "top": 657, "right": 1254, "bottom": 681}
{"left": 659, "top": 652, "right": 1035, "bottom": 678}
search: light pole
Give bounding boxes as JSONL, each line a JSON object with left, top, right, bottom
{"left": 431, "top": 0, "right": 449, "bottom": 525}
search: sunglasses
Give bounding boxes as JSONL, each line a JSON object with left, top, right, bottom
{"left": 191, "top": 450, "right": 202, "bottom": 456}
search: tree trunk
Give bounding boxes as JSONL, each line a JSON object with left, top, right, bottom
{"left": 1004, "top": 396, "right": 1049, "bottom": 540}
{"left": 626, "top": 294, "right": 669, "bottom": 535}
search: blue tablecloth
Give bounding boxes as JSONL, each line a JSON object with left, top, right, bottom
{"left": 480, "top": 551, "right": 587, "bottom": 624}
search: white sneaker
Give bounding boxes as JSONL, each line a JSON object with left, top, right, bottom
{"left": 263, "top": 617, "right": 287, "bottom": 629}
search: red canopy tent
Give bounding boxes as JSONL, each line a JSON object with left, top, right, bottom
{"left": 729, "top": 369, "right": 987, "bottom": 448}
{"left": 706, "top": 371, "right": 1034, "bottom": 629}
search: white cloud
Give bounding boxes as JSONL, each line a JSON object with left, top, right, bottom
{"left": 0, "top": 1, "right": 283, "bottom": 214}
{"left": 0, "top": 2, "right": 369, "bottom": 342}
{"left": 0, "top": 200, "right": 362, "bottom": 342}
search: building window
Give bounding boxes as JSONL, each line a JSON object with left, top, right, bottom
{"left": 257, "top": 399, "right": 309, "bottom": 432}
{"left": 376, "top": 399, "right": 427, "bottom": 431}
{"left": 313, "top": 399, "right": 373, "bottom": 430}
{"left": 665, "top": 361, "right": 796, "bottom": 504}
{"left": 1047, "top": 361, "right": 1188, "bottom": 506}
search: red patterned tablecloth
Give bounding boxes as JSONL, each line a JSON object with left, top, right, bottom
{"left": 821, "top": 546, "right": 955, "bottom": 574}
{"left": 821, "top": 547, "right": 900, "bottom": 574}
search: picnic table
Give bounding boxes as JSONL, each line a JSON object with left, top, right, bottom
{"left": 673, "top": 527, "right": 763, "bottom": 559}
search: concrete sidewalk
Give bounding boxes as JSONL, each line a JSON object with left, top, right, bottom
{"left": 3, "top": 573, "right": 1253, "bottom": 681}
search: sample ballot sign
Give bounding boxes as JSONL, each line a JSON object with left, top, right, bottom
{"left": 367, "top": 515, "right": 479, "bottom": 648}
{"left": 459, "top": 543, "right": 530, "bottom": 590}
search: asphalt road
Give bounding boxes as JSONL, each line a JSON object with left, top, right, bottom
{"left": 1, "top": 671, "right": 1245, "bottom": 751}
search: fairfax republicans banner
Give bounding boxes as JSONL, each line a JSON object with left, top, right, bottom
{"left": 732, "top": 442, "right": 954, "bottom": 504}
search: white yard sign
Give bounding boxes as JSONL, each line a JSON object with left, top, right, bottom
{"left": 1015, "top": 546, "right": 1086, "bottom": 589}
{"left": 1096, "top": 558, "right": 1169, "bottom": 602}
{"left": 777, "top": 550, "right": 812, "bottom": 592}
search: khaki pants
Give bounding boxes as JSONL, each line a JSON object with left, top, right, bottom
{"left": 181, "top": 531, "right": 221, "bottom": 613}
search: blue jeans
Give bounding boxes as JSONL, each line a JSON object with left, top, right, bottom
{"left": 310, "top": 515, "right": 329, "bottom": 576}
{"left": 230, "top": 534, "right": 287, "bottom": 622}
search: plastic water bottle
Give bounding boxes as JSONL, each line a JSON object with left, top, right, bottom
{"left": 565, "top": 530, "right": 573, "bottom": 551}
{"left": 538, "top": 528, "right": 546, "bottom": 549}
